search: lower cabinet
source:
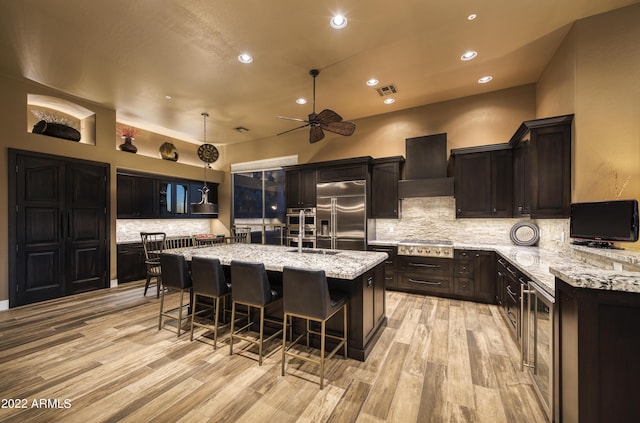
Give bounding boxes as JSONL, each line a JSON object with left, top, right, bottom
{"left": 396, "top": 256, "right": 454, "bottom": 296}
{"left": 368, "top": 245, "right": 398, "bottom": 290}
{"left": 555, "top": 278, "right": 640, "bottom": 423}
{"left": 454, "top": 249, "right": 496, "bottom": 303}
{"left": 117, "top": 243, "right": 146, "bottom": 283}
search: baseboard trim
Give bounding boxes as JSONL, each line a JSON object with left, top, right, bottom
{"left": 0, "top": 300, "right": 9, "bottom": 311}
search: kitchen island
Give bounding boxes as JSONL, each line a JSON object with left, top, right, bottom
{"left": 171, "top": 244, "right": 388, "bottom": 361}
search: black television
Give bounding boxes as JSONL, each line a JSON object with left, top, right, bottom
{"left": 570, "top": 200, "right": 639, "bottom": 246}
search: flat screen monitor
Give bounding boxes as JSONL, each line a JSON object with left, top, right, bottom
{"left": 570, "top": 200, "right": 639, "bottom": 243}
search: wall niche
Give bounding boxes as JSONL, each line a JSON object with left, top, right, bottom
{"left": 27, "top": 94, "right": 96, "bottom": 145}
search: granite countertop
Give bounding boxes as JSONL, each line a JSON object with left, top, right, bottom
{"left": 369, "top": 239, "right": 640, "bottom": 297}
{"left": 168, "top": 244, "right": 388, "bottom": 280}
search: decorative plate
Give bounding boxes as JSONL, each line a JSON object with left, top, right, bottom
{"left": 159, "top": 142, "right": 178, "bottom": 161}
{"left": 197, "top": 143, "right": 219, "bottom": 163}
{"left": 510, "top": 222, "right": 540, "bottom": 246}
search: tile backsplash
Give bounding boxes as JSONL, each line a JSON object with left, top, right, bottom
{"left": 116, "top": 219, "right": 212, "bottom": 243}
{"left": 370, "top": 197, "right": 569, "bottom": 250}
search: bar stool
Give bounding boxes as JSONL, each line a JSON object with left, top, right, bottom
{"left": 190, "top": 256, "right": 231, "bottom": 349}
{"left": 158, "top": 253, "right": 192, "bottom": 337}
{"left": 281, "top": 266, "right": 348, "bottom": 389}
{"left": 141, "top": 231, "right": 166, "bottom": 298}
{"left": 229, "top": 261, "right": 283, "bottom": 365}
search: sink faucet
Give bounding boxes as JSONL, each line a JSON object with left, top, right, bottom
{"left": 298, "top": 209, "right": 304, "bottom": 253}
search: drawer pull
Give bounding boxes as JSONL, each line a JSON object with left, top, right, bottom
{"left": 408, "top": 263, "right": 440, "bottom": 269}
{"left": 408, "top": 278, "right": 442, "bottom": 286}
{"left": 507, "top": 285, "right": 518, "bottom": 297}
{"left": 506, "top": 267, "right": 518, "bottom": 277}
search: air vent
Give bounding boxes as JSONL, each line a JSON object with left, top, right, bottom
{"left": 376, "top": 84, "right": 398, "bottom": 96}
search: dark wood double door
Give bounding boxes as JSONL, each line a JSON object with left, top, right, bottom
{"left": 9, "top": 150, "right": 109, "bottom": 307}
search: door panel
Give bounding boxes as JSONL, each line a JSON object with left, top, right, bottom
{"left": 335, "top": 196, "right": 365, "bottom": 238}
{"left": 66, "top": 163, "right": 107, "bottom": 294}
{"left": 15, "top": 155, "right": 66, "bottom": 305}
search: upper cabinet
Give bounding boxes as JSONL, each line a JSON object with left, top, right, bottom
{"left": 285, "top": 167, "right": 317, "bottom": 208}
{"left": 370, "top": 156, "right": 404, "bottom": 218}
{"left": 117, "top": 171, "right": 218, "bottom": 219}
{"left": 116, "top": 173, "right": 157, "bottom": 218}
{"left": 452, "top": 144, "right": 513, "bottom": 218}
{"left": 510, "top": 114, "right": 573, "bottom": 218}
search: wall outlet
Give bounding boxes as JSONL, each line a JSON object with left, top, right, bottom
{"left": 613, "top": 262, "right": 623, "bottom": 271}
{"left": 389, "top": 227, "right": 394, "bottom": 233}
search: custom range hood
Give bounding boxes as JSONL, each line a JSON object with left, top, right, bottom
{"left": 398, "top": 133, "right": 454, "bottom": 198}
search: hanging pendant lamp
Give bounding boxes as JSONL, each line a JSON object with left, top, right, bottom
{"left": 191, "top": 112, "right": 219, "bottom": 214}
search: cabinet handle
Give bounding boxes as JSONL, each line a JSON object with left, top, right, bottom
{"left": 498, "top": 259, "right": 506, "bottom": 266}
{"left": 507, "top": 285, "right": 518, "bottom": 297}
{"left": 475, "top": 253, "right": 480, "bottom": 257}
{"left": 408, "top": 278, "right": 442, "bottom": 286}
{"left": 506, "top": 267, "right": 518, "bottom": 277}
{"left": 408, "top": 263, "right": 440, "bottom": 269}
{"left": 367, "top": 276, "right": 374, "bottom": 287}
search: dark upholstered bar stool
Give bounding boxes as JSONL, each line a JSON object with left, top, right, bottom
{"left": 281, "top": 267, "right": 347, "bottom": 389}
{"left": 158, "top": 253, "right": 192, "bottom": 337}
{"left": 189, "top": 256, "right": 231, "bottom": 349}
{"left": 141, "top": 232, "right": 166, "bottom": 298}
{"left": 229, "top": 261, "right": 283, "bottom": 365}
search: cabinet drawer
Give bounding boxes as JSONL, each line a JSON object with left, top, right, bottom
{"left": 454, "top": 278, "right": 475, "bottom": 297}
{"left": 397, "top": 273, "right": 451, "bottom": 294}
{"left": 455, "top": 261, "right": 474, "bottom": 277}
{"left": 398, "top": 256, "right": 453, "bottom": 277}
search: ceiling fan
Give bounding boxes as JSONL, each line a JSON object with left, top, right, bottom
{"left": 277, "top": 69, "right": 356, "bottom": 143}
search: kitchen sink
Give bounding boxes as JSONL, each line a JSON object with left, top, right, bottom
{"left": 286, "top": 248, "right": 341, "bottom": 256}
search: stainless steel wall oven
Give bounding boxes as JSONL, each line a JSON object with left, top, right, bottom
{"left": 286, "top": 207, "right": 316, "bottom": 247}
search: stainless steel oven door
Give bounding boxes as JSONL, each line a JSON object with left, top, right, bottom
{"left": 287, "top": 237, "right": 316, "bottom": 249}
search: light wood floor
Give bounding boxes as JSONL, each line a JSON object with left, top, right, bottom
{"left": 0, "top": 282, "right": 547, "bottom": 422}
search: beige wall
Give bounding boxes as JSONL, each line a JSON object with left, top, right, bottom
{"left": 0, "top": 75, "right": 225, "bottom": 303}
{"left": 537, "top": 3, "right": 640, "bottom": 250}
{"left": 224, "top": 84, "right": 537, "bottom": 166}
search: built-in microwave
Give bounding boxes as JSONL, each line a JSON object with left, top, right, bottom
{"left": 286, "top": 237, "right": 316, "bottom": 249}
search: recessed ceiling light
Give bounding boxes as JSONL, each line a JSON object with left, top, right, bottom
{"left": 478, "top": 76, "right": 493, "bottom": 84}
{"left": 461, "top": 50, "right": 478, "bottom": 61}
{"left": 296, "top": 98, "right": 307, "bottom": 105}
{"left": 383, "top": 98, "right": 395, "bottom": 104}
{"left": 467, "top": 13, "right": 477, "bottom": 21}
{"left": 237, "top": 53, "right": 253, "bottom": 64}
{"left": 165, "top": 95, "right": 172, "bottom": 100}
{"left": 330, "top": 14, "right": 348, "bottom": 29}
{"left": 366, "top": 78, "right": 379, "bottom": 87}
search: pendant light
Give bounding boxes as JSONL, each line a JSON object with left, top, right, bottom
{"left": 191, "top": 112, "right": 220, "bottom": 214}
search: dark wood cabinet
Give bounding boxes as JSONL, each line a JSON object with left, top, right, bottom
{"left": 397, "top": 256, "right": 454, "bottom": 296}
{"left": 555, "top": 278, "right": 640, "bottom": 422}
{"left": 510, "top": 114, "right": 573, "bottom": 218}
{"left": 285, "top": 167, "right": 317, "bottom": 208}
{"left": 452, "top": 145, "right": 512, "bottom": 218}
{"left": 316, "top": 159, "right": 369, "bottom": 183}
{"left": 9, "top": 149, "right": 109, "bottom": 307}
{"left": 454, "top": 249, "right": 495, "bottom": 302}
{"left": 117, "top": 171, "right": 218, "bottom": 218}
{"left": 370, "top": 157, "right": 404, "bottom": 218}
{"left": 116, "top": 242, "right": 146, "bottom": 282}
{"left": 368, "top": 245, "right": 398, "bottom": 290}
{"left": 117, "top": 173, "right": 156, "bottom": 218}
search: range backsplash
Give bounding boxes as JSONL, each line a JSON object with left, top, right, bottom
{"left": 370, "top": 197, "right": 569, "bottom": 250}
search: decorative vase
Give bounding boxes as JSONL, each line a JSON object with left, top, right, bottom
{"left": 119, "top": 136, "right": 137, "bottom": 153}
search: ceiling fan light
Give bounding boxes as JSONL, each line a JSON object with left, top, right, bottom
{"left": 330, "top": 14, "right": 348, "bottom": 29}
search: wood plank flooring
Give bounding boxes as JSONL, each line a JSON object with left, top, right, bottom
{"left": 0, "top": 283, "right": 547, "bottom": 422}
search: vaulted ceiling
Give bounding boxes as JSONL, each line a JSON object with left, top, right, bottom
{"left": 0, "top": 0, "right": 636, "bottom": 145}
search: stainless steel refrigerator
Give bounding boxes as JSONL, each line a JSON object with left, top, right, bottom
{"left": 316, "top": 180, "right": 366, "bottom": 250}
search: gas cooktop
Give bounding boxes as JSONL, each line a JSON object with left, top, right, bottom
{"left": 397, "top": 239, "right": 454, "bottom": 257}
